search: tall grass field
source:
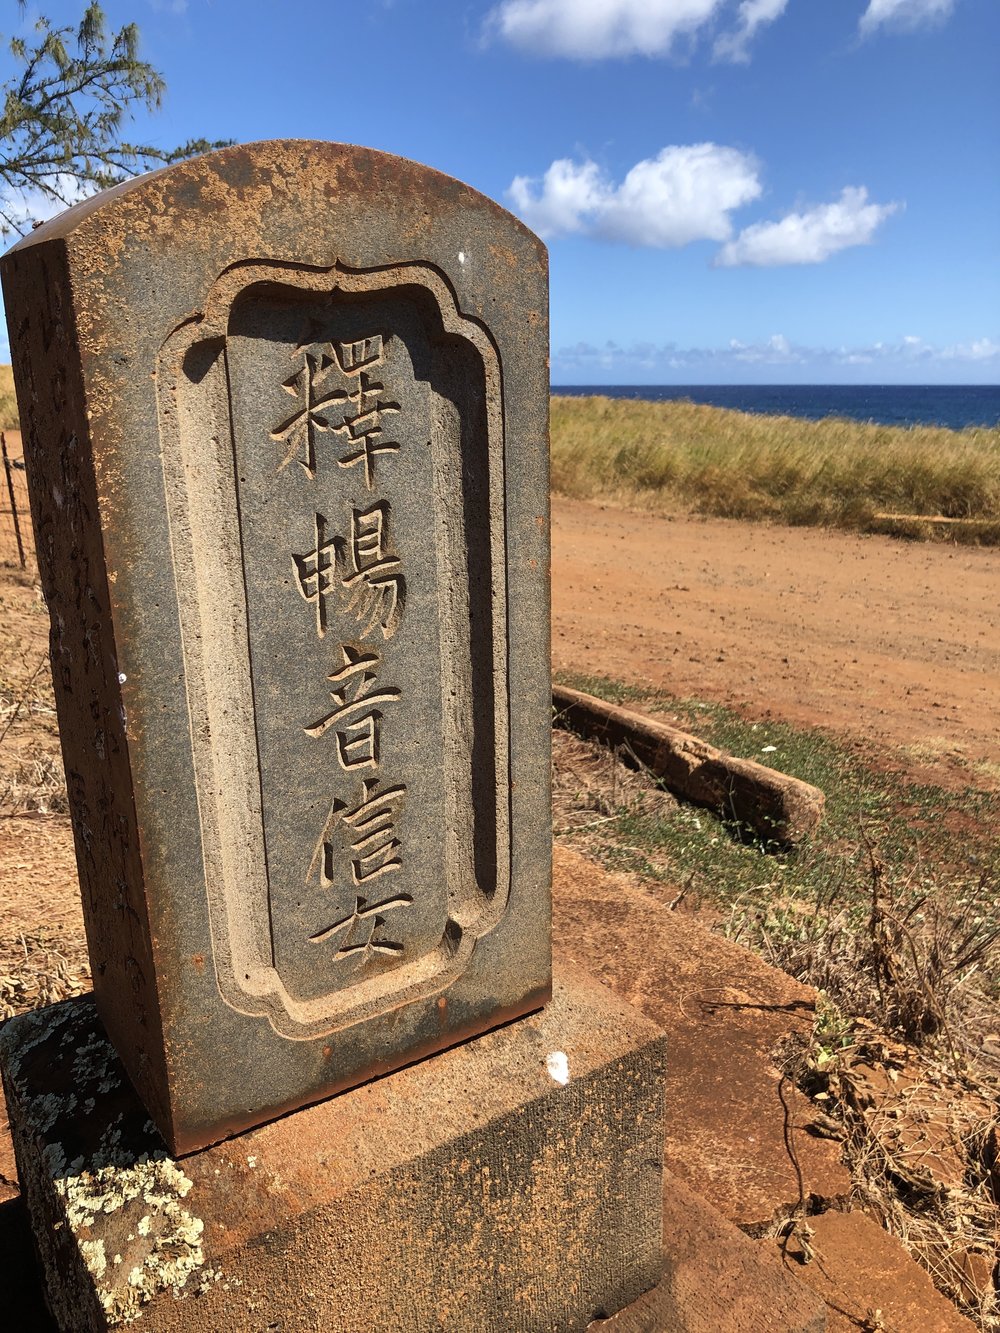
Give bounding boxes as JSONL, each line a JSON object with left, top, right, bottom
{"left": 3, "top": 375, "right": 999, "bottom": 540}
{"left": 551, "top": 394, "right": 1000, "bottom": 542}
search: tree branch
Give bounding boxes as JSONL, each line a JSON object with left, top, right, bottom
{"left": 0, "top": 3, "right": 229, "bottom": 234}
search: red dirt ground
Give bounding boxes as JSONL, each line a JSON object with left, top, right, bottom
{"left": 552, "top": 496, "right": 1000, "bottom": 789}
{"left": 4, "top": 495, "right": 1000, "bottom": 941}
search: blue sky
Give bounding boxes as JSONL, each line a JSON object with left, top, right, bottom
{"left": 3, "top": 0, "right": 998, "bottom": 383}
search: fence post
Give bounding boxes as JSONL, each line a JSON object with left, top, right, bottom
{"left": 1, "top": 430, "right": 26, "bottom": 569}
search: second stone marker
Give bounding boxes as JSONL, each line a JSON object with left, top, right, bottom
{"left": 3, "top": 140, "right": 551, "bottom": 1154}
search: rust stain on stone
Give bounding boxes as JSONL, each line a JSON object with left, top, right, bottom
{"left": 488, "top": 243, "right": 519, "bottom": 269}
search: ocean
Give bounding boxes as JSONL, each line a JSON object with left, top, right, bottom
{"left": 552, "top": 384, "right": 1000, "bottom": 432}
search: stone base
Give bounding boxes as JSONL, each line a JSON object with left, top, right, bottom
{"left": 0, "top": 964, "right": 665, "bottom": 1332}
{"left": 603, "top": 1171, "right": 827, "bottom": 1333}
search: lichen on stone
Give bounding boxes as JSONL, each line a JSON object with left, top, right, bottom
{"left": 4, "top": 999, "right": 214, "bottom": 1324}
{"left": 0, "top": 1000, "right": 79, "bottom": 1085}
{"left": 55, "top": 1154, "right": 206, "bottom": 1324}
{"left": 80, "top": 1238, "right": 108, "bottom": 1280}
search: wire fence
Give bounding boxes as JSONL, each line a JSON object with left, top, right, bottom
{"left": 0, "top": 430, "right": 32, "bottom": 570}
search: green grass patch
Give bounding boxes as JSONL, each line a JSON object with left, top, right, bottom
{"left": 551, "top": 394, "right": 1000, "bottom": 543}
{"left": 554, "top": 669, "right": 1000, "bottom": 949}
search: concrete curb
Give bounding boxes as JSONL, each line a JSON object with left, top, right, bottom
{"left": 552, "top": 684, "right": 824, "bottom": 848}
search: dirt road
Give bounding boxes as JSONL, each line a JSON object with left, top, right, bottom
{"left": 552, "top": 496, "right": 1000, "bottom": 784}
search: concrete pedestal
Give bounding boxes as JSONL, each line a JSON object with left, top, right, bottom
{"left": 0, "top": 964, "right": 665, "bottom": 1332}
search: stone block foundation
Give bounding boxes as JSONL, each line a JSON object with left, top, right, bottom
{"left": 0, "top": 964, "right": 664, "bottom": 1332}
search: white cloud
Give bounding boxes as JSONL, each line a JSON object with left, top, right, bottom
{"left": 859, "top": 0, "right": 956, "bottom": 36}
{"left": 0, "top": 174, "right": 93, "bottom": 237}
{"left": 713, "top": 0, "right": 789, "bottom": 63}
{"left": 487, "top": 0, "right": 726, "bottom": 59}
{"left": 941, "top": 337, "right": 1000, "bottom": 362}
{"left": 715, "top": 187, "right": 900, "bottom": 266}
{"left": 509, "top": 144, "right": 762, "bottom": 246}
{"left": 553, "top": 333, "right": 1000, "bottom": 381}
{"left": 727, "top": 332, "right": 800, "bottom": 362}
{"left": 508, "top": 158, "right": 607, "bottom": 236}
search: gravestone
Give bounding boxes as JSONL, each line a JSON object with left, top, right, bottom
{"left": 0, "top": 142, "right": 666, "bottom": 1330}
{"left": 1, "top": 140, "right": 551, "bottom": 1153}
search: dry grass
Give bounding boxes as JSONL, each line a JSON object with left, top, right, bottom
{"left": 0, "top": 649, "right": 61, "bottom": 815}
{"left": 552, "top": 727, "right": 678, "bottom": 835}
{"left": 0, "top": 746, "right": 68, "bottom": 815}
{"left": 0, "top": 926, "right": 90, "bottom": 1022}
{"left": 784, "top": 1016, "right": 1000, "bottom": 1329}
{"left": 4, "top": 376, "right": 998, "bottom": 538}
{"left": 551, "top": 395, "right": 1000, "bottom": 541}
{"left": 731, "top": 826, "right": 1000, "bottom": 1327}
{"left": 0, "top": 650, "right": 55, "bottom": 735}
{"left": 0, "top": 364, "right": 17, "bottom": 431}
{"left": 552, "top": 729, "right": 690, "bottom": 901}
{"left": 728, "top": 835, "right": 1000, "bottom": 1066}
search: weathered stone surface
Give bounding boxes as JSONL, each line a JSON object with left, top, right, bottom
{"left": 0, "top": 964, "right": 665, "bottom": 1332}
{"left": 1, "top": 141, "right": 551, "bottom": 1153}
{"left": 553, "top": 845, "right": 851, "bottom": 1226}
{"left": 774, "top": 1209, "right": 976, "bottom": 1332}
{"left": 594, "top": 1169, "right": 826, "bottom": 1333}
{"left": 2, "top": 846, "right": 976, "bottom": 1332}
{"left": 553, "top": 683, "right": 824, "bottom": 847}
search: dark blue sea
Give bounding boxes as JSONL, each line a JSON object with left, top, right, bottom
{"left": 552, "top": 385, "right": 1000, "bottom": 431}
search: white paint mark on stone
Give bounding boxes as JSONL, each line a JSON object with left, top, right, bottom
{"left": 546, "top": 1050, "right": 569, "bottom": 1086}
{"left": 458, "top": 251, "right": 466, "bottom": 265}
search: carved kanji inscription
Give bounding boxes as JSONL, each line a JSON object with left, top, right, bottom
{"left": 292, "top": 506, "right": 405, "bottom": 641}
{"left": 339, "top": 504, "right": 405, "bottom": 639}
{"left": 304, "top": 644, "right": 400, "bottom": 767}
{"left": 271, "top": 341, "right": 347, "bottom": 478}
